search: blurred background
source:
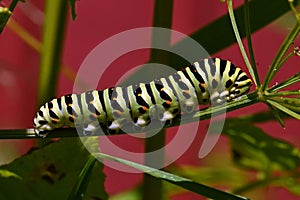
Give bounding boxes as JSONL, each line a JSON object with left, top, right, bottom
{"left": 0, "top": 0, "right": 299, "bottom": 199}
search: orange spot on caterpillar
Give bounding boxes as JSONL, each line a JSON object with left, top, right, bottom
{"left": 116, "top": 110, "right": 123, "bottom": 115}
{"left": 142, "top": 106, "right": 148, "bottom": 111}
{"left": 165, "top": 100, "right": 171, "bottom": 105}
{"left": 181, "top": 66, "right": 188, "bottom": 71}
{"left": 183, "top": 90, "right": 190, "bottom": 94}
{"left": 200, "top": 83, "right": 206, "bottom": 87}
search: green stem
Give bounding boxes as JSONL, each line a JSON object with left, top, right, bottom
{"left": 243, "top": 0, "right": 260, "bottom": 86}
{"left": 0, "top": 91, "right": 259, "bottom": 140}
{"left": 0, "top": 0, "right": 19, "bottom": 34}
{"left": 261, "top": 23, "right": 300, "bottom": 91}
{"left": 267, "top": 99, "right": 300, "bottom": 120}
{"left": 265, "top": 90, "right": 300, "bottom": 97}
{"left": 37, "top": 0, "right": 68, "bottom": 106}
{"left": 227, "top": 0, "right": 258, "bottom": 86}
{"left": 265, "top": 102, "right": 285, "bottom": 127}
{"left": 143, "top": 130, "right": 164, "bottom": 199}
{"left": 0, "top": 7, "right": 11, "bottom": 34}
{"left": 36, "top": 0, "right": 68, "bottom": 146}
{"left": 277, "top": 51, "right": 294, "bottom": 69}
{"left": 289, "top": 0, "right": 300, "bottom": 21}
{"left": 8, "top": 0, "right": 19, "bottom": 11}
{"left": 142, "top": 1, "right": 173, "bottom": 200}
{"left": 268, "top": 72, "right": 300, "bottom": 92}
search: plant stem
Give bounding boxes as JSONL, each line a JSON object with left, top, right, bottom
{"left": 243, "top": 0, "right": 260, "bottom": 86}
{"left": 7, "top": 18, "right": 41, "bottom": 51}
{"left": 289, "top": 0, "right": 300, "bottom": 21}
{"left": 7, "top": 18, "right": 87, "bottom": 89}
{"left": 0, "top": 91, "right": 259, "bottom": 140}
{"left": 142, "top": 0, "right": 173, "bottom": 199}
{"left": 267, "top": 99, "right": 300, "bottom": 120}
{"left": 227, "top": 0, "right": 258, "bottom": 86}
{"left": 268, "top": 72, "right": 300, "bottom": 92}
{"left": 37, "top": 0, "right": 68, "bottom": 106}
{"left": 265, "top": 90, "right": 300, "bottom": 97}
{"left": 261, "top": 23, "right": 300, "bottom": 91}
{"left": 8, "top": 0, "right": 19, "bottom": 12}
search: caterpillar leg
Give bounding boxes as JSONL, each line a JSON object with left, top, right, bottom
{"left": 81, "top": 122, "right": 100, "bottom": 136}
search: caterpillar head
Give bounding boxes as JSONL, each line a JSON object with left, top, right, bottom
{"left": 210, "top": 69, "right": 252, "bottom": 105}
{"left": 226, "top": 71, "right": 252, "bottom": 102}
{"left": 33, "top": 101, "right": 63, "bottom": 138}
{"left": 33, "top": 107, "right": 52, "bottom": 138}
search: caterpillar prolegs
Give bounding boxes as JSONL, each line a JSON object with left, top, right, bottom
{"left": 33, "top": 58, "right": 252, "bottom": 137}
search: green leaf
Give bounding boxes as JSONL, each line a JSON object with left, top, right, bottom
{"left": 169, "top": 166, "right": 247, "bottom": 188}
{"left": 110, "top": 189, "right": 141, "bottom": 200}
{"left": 221, "top": 121, "right": 300, "bottom": 172}
{"left": 95, "top": 152, "right": 250, "bottom": 200}
{"left": 68, "top": 156, "right": 97, "bottom": 200}
{"left": 237, "top": 111, "right": 288, "bottom": 123}
{"left": 0, "top": 139, "right": 108, "bottom": 200}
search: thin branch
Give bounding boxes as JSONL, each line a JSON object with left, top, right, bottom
{"left": 243, "top": 0, "right": 260, "bottom": 86}
{"left": 227, "top": 0, "right": 258, "bottom": 86}
{"left": 0, "top": 92, "right": 259, "bottom": 140}
{"left": 261, "top": 23, "right": 300, "bottom": 91}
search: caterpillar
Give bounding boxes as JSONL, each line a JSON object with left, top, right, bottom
{"left": 33, "top": 58, "right": 252, "bottom": 137}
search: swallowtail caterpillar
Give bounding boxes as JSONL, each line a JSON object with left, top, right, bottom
{"left": 34, "top": 58, "right": 252, "bottom": 137}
